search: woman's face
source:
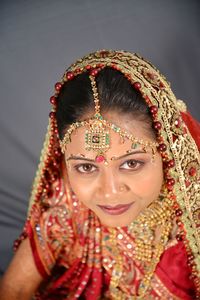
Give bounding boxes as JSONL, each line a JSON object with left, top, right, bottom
{"left": 64, "top": 112, "right": 163, "bottom": 227}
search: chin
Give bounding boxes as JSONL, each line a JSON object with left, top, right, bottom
{"left": 98, "top": 215, "right": 135, "bottom": 228}
{"left": 90, "top": 206, "right": 140, "bottom": 227}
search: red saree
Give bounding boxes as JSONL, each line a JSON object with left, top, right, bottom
{"left": 20, "top": 173, "right": 195, "bottom": 299}
{"left": 15, "top": 50, "right": 200, "bottom": 299}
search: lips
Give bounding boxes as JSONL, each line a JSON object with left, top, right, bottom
{"left": 97, "top": 202, "right": 134, "bottom": 215}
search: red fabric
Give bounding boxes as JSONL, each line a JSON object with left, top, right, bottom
{"left": 156, "top": 241, "right": 195, "bottom": 299}
{"left": 181, "top": 112, "right": 200, "bottom": 150}
{"left": 27, "top": 222, "right": 49, "bottom": 279}
{"left": 20, "top": 112, "right": 200, "bottom": 299}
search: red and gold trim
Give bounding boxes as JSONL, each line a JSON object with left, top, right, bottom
{"left": 25, "top": 50, "right": 200, "bottom": 297}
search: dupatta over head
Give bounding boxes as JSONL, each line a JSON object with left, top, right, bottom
{"left": 16, "top": 50, "right": 200, "bottom": 299}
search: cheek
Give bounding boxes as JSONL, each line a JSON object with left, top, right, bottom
{"left": 67, "top": 174, "right": 94, "bottom": 207}
{"left": 140, "top": 177, "right": 163, "bottom": 202}
{"left": 129, "top": 162, "right": 163, "bottom": 199}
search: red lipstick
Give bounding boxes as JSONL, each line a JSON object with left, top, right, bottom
{"left": 98, "top": 202, "right": 134, "bottom": 215}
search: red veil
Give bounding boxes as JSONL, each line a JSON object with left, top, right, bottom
{"left": 182, "top": 112, "right": 200, "bottom": 149}
{"left": 15, "top": 50, "right": 200, "bottom": 299}
{"left": 156, "top": 111, "right": 200, "bottom": 299}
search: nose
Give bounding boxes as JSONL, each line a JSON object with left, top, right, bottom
{"left": 95, "top": 168, "right": 128, "bottom": 200}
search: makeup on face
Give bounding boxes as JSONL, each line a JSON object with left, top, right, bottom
{"left": 65, "top": 115, "right": 163, "bottom": 227}
{"left": 66, "top": 149, "right": 151, "bottom": 163}
{"left": 97, "top": 201, "right": 135, "bottom": 215}
{"left": 65, "top": 150, "right": 152, "bottom": 178}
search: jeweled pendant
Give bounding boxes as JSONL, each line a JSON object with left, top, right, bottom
{"left": 85, "top": 119, "right": 110, "bottom": 153}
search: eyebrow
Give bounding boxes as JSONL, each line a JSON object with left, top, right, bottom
{"left": 66, "top": 150, "right": 148, "bottom": 162}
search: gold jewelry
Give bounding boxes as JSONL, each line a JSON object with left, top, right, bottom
{"left": 28, "top": 50, "right": 200, "bottom": 296}
{"left": 108, "top": 188, "right": 174, "bottom": 298}
{"left": 60, "top": 75, "right": 158, "bottom": 164}
{"left": 128, "top": 192, "right": 173, "bottom": 263}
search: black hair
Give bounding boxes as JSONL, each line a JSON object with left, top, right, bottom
{"left": 56, "top": 67, "right": 154, "bottom": 140}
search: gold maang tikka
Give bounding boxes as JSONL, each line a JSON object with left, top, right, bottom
{"left": 60, "top": 73, "right": 158, "bottom": 163}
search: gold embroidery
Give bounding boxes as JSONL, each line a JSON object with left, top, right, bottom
{"left": 28, "top": 50, "right": 200, "bottom": 296}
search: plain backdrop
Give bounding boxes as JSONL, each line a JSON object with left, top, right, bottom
{"left": 0, "top": 0, "right": 200, "bottom": 274}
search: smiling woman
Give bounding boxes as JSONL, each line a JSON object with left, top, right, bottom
{"left": 0, "top": 50, "right": 200, "bottom": 299}
{"left": 64, "top": 115, "right": 163, "bottom": 228}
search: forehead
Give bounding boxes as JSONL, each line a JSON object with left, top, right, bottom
{"left": 65, "top": 112, "right": 155, "bottom": 158}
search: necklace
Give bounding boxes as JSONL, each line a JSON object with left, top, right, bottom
{"left": 108, "top": 192, "right": 174, "bottom": 299}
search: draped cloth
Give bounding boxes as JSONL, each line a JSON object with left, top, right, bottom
{"left": 16, "top": 50, "right": 200, "bottom": 299}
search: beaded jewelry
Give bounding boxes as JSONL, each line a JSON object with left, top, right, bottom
{"left": 60, "top": 74, "right": 158, "bottom": 163}
{"left": 107, "top": 188, "right": 175, "bottom": 299}
{"left": 25, "top": 50, "right": 200, "bottom": 298}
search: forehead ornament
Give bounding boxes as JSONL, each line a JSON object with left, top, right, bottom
{"left": 60, "top": 72, "right": 158, "bottom": 163}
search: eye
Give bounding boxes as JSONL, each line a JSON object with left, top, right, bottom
{"left": 74, "top": 163, "right": 97, "bottom": 174}
{"left": 120, "top": 159, "right": 144, "bottom": 171}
